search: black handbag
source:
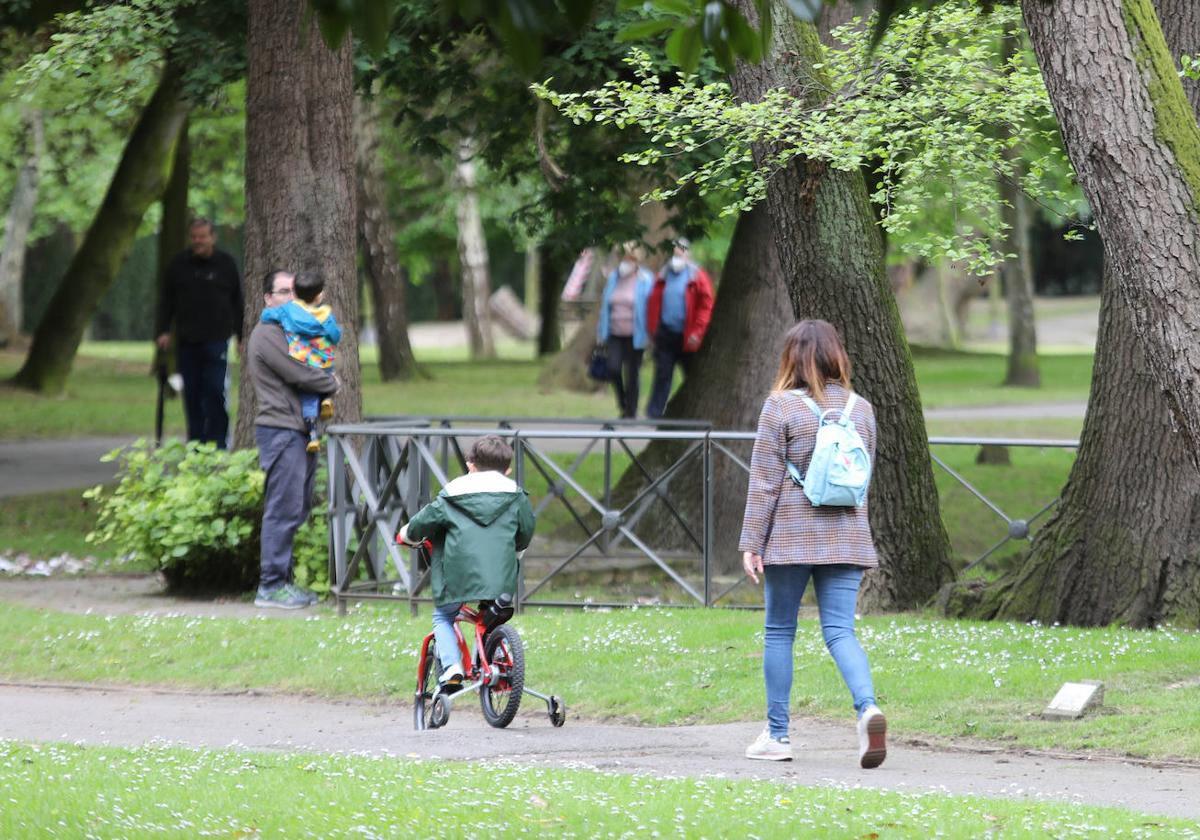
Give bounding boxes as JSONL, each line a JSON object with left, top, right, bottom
{"left": 587, "top": 344, "right": 610, "bottom": 381}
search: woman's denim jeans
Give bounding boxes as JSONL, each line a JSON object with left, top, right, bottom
{"left": 763, "top": 563, "right": 876, "bottom": 738}
{"left": 432, "top": 603, "right": 464, "bottom": 671}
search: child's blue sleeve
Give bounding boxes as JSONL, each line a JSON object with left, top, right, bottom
{"left": 324, "top": 313, "right": 342, "bottom": 345}
{"left": 261, "top": 305, "right": 284, "bottom": 326}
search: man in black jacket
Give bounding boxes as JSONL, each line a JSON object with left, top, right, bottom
{"left": 155, "top": 218, "right": 243, "bottom": 449}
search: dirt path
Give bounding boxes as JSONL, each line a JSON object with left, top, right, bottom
{"left": 2, "top": 681, "right": 1197, "bottom": 820}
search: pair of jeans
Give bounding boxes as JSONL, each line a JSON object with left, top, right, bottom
{"left": 606, "top": 336, "right": 643, "bottom": 418}
{"left": 177, "top": 339, "right": 230, "bottom": 449}
{"left": 432, "top": 602, "right": 464, "bottom": 671}
{"left": 763, "top": 563, "right": 876, "bottom": 739}
{"left": 255, "top": 426, "right": 317, "bottom": 590}
{"left": 646, "top": 327, "right": 693, "bottom": 418}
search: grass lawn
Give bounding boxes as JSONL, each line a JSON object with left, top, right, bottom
{"left": 4, "top": 741, "right": 1192, "bottom": 839}
{"left": 0, "top": 487, "right": 105, "bottom": 560}
{"left": 2, "top": 604, "right": 1197, "bottom": 761}
{"left": 0, "top": 739, "right": 1190, "bottom": 840}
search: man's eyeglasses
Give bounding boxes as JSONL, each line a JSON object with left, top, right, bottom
{"left": 269, "top": 288, "right": 294, "bottom": 298}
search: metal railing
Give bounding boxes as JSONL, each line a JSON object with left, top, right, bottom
{"left": 326, "top": 419, "right": 1078, "bottom": 613}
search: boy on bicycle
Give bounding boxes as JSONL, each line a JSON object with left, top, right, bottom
{"left": 398, "top": 435, "right": 535, "bottom": 691}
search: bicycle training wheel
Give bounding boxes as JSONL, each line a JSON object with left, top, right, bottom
{"left": 479, "top": 625, "right": 524, "bottom": 728}
{"left": 414, "top": 640, "right": 441, "bottom": 731}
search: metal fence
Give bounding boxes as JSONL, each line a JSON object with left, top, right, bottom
{"left": 325, "top": 418, "right": 1078, "bottom": 613}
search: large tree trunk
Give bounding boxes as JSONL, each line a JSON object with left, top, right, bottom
{"left": 0, "top": 109, "right": 43, "bottom": 346}
{"left": 941, "top": 0, "right": 1200, "bottom": 628}
{"left": 153, "top": 113, "right": 189, "bottom": 375}
{"left": 1159, "top": 0, "right": 1200, "bottom": 114}
{"left": 536, "top": 303, "right": 601, "bottom": 392}
{"left": 611, "top": 206, "right": 791, "bottom": 574}
{"left": 12, "top": 67, "right": 188, "bottom": 394}
{"left": 234, "top": 0, "right": 358, "bottom": 448}
{"left": 454, "top": 136, "right": 496, "bottom": 359}
{"left": 730, "top": 2, "right": 955, "bottom": 610}
{"left": 537, "top": 244, "right": 566, "bottom": 356}
{"left": 1019, "top": 0, "right": 1200, "bottom": 469}
{"left": 355, "top": 95, "right": 421, "bottom": 382}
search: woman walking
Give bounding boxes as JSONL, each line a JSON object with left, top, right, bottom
{"left": 596, "top": 243, "right": 653, "bottom": 419}
{"left": 738, "top": 319, "right": 887, "bottom": 768}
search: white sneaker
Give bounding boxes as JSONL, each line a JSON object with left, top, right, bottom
{"left": 745, "top": 728, "right": 792, "bottom": 761}
{"left": 438, "top": 663, "right": 464, "bottom": 690}
{"left": 858, "top": 705, "right": 887, "bottom": 769}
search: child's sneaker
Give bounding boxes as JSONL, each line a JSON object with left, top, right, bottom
{"left": 319, "top": 398, "right": 334, "bottom": 420}
{"left": 305, "top": 437, "right": 320, "bottom": 454}
{"left": 745, "top": 728, "right": 792, "bottom": 761}
{"left": 254, "top": 584, "right": 310, "bottom": 610}
{"left": 857, "top": 705, "right": 887, "bottom": 769}
{"left": 438, "top": 663, "right": 464, "bottom": 692}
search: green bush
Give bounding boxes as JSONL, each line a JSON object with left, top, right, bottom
{"left": 85, "top": 440, "right": 328, "bottom": 594}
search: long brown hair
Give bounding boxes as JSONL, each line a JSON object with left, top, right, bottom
{"left": 771, "top": 319, "right": 852, "bottom": 405}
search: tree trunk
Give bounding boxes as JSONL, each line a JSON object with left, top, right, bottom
{"left": 939, "top": 0, "right": 1200, "bottom": 628}
{"left": 12, "top": 67, "right": 188, "bottom": 394}
{"left": 454, "top": 136, "right": 496, "bottom": 360}
{"left": 610, "top": 205, "right": 792, "bottom": 574}
{"left": 998, "top": 35, "right": 1040, "bottom": 387}
{"left": 0, "top": 109, "right": 42, "bottom": 346}
{"left": 536, "top": 303, "right": 602, "bottom": 392}
{"left": 537, "top": 245, "right": 566, "bottom": 356}
{"left": 235, "top": 0, "right": 358, "bottom": 448}
{"left": 1158, "top": 0, "right": 1200, "bottom": 114}
{"left": 1019, "top": 0, "right": 1200, "bottom": 469}
{"left": 730, "top": 1, "right": 955, "bottom": 610}
{"left": 154, "top": 113, "right": 189, "bottom": 373}
{"left": 354, "top": 95, "right": 421, "bottom": 382}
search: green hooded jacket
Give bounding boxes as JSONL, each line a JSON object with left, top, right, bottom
{"left": 404, "top": 471, "right": 535, "bottom": 606}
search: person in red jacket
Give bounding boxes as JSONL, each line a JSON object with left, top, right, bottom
{"left": 645, "top": 238, "right": 715, "bottom": 418}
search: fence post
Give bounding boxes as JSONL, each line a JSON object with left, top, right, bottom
{"left": 514, "top": 432, "right": 526, "bottom": 614}
{"left": 327, "top": 434, "right": 348, "bottom": 617}
{"left": 703, "top": 433, "right": 714, "bottom": 607}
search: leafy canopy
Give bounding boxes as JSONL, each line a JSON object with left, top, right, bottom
{"left": 535, "top": 2, "right": 1079, "bottom": 274}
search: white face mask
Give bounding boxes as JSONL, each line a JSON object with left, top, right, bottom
{"left": 669, "top": 255, "right": 687, "bottom": 273}
{"left": 618, "top": 259, "right": 636, "bottom": 277}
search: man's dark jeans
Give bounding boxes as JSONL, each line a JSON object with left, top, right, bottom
{"left": 606, "top": 335, "right": 644, "bottom": 419}
{"left": 646, "top": 327, "right": 693, "bottom": 419}
{"left": 256, "top": 425, "right": 317, "bottom": 590}
{"left": 177, "top": 339, "right": 230, "bottom": 448}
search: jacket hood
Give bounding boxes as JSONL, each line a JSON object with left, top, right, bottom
{"left": 261, "top": 301, "right": 342, "bottom": 342}
{"left": 441, "top": 471, "right": 525, "bottom": 526}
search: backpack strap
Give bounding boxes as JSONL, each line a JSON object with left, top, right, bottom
{"left": 841, "top": 392, "right": 858, "bottom": 422}
{"left": 790, "top": 390, "right": 823, "bottom": 421}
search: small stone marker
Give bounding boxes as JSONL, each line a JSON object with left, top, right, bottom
{"left": 1043, "top": 680, "right": 1104, "bottom": 720}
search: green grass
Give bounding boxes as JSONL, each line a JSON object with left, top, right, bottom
{"left": 3, "top": 741, "right": 1192, "bottom": 839}
{"left": 0, "top": 487, "right": 107, "bottom": 560}
{"left": 911, "top": 348, "right": 1092, "bottom": 409}
{"left": 2, "top": 605, "right": 1198, "bottom": 760}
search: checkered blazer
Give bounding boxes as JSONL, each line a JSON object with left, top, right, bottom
{"left": 738, "top": 383, "right": 879, "bottom": 567}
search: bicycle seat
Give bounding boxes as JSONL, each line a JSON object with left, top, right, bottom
{"left": 479, "top": 593, "right": 514, "bottom": 632}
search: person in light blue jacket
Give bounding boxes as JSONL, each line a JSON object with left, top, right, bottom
{"left": 596, "top": 243, "right": 654, "bottom": 419}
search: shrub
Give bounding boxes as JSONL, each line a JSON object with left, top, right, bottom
{"left": 85, "top": 439, "right": 328, "bottom": 594}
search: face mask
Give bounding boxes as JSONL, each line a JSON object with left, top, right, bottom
{"left": 618, "top": 259, "right": 636, "bottom": 277}
{"left": 669, "top": 255, "right": 687, "bottom": 273}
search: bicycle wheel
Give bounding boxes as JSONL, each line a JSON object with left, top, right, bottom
{"left": 479, "top": 625, "right": 524, "bottom": 728}
{"left": 414, "top": 640, "right": 441, "bottom": 731}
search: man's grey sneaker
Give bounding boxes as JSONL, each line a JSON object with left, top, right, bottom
{"left": 745, "top": 728, "right": 792, "bottom": 761}
{"left": 285, "top": 583, "right": 319, "bottom": 605}
{"left": 254, "top": 585, "right": 310, "bottom": 610}
{"left": 858, "top": 705, "right": 887, "bottom": 769}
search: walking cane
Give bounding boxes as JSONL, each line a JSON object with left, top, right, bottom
{"left": 154, "top": 355, "right": 168, "bottom": 448}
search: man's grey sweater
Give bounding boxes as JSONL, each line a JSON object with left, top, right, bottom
{"left": 247, "top": 322, "right": 337, "bottom": 432}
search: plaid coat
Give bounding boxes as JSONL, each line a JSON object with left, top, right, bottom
{"left": 738, "top": 383, "right": 879, "bottom": 567}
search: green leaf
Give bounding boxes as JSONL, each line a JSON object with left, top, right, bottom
{"left": 651, "top": 0, "right": 694, "bottom": 15}
{"left": 617, "top": 18, "right": 677, "bottom": 42}
{"left": 726, "top": 7, "right": 761, "bottom": 64}
{"left": 783, "top": 0, "right": 823, "bottom": 23}
{"left": 666, "top": 22, "right": 702, "bottom": 73}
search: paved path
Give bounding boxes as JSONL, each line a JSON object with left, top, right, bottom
{"left": 1, "top": 681, "right": 1196, "bottom": 819}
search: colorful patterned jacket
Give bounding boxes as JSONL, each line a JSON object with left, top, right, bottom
{"left": 261, "top": 300, "right": 341, "bottom": 370}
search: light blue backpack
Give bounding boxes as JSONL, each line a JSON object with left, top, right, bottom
{"left": 785, "top": 391, "right": 872, "bottom": 508}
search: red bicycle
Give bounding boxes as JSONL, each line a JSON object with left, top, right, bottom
{"left": 409, "top": 545, "right": 565, "bottom": 730}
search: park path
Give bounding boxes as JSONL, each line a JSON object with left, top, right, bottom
{"left": 1, "top": 680, "right": 1197, "bottom": 820}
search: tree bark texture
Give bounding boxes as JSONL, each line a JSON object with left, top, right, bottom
{"left": 235, "top": 0, "right": 358, "bottom": 448}
{"left": 1157, "top": 0, "right": 1200, "bottom": 114}
{"left": 609, "top": 206, "right": 792, "bottom": 574}
{"left": 729, "top": 2, "right": 955, "bottom": 610}
{"left": 0, "top": 109, "right": 42, "bottom": 345}
{"left": 536, "top": 303, "right": 602, "bottom": 392}
{"left": 1020, "top": 0, "right": 1200, "bottom": 469}
{"left": 354, "top": 96, "right": 421, "bottom": 382}
{"left": 12, "top": 68, "right": 187, "bottom": 393}
{"left": 454, "top": 137, "right": 496, "bottom": 360}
